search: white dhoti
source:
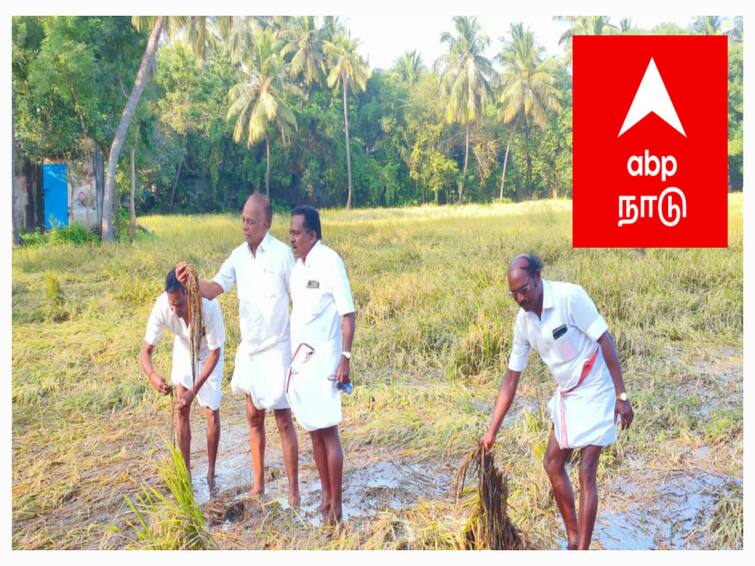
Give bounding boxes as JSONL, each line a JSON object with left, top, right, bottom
{"left": 171, "top": 350, "right": 224, "bottom": 411}
{"left": 547, "top": 349, "right": 617, "bottom": 449}
{"left": 231, "top": 342, "right": 291, "bottom": 410}
{"left": 285, "top": 342, "right": 342, "bottom": 432}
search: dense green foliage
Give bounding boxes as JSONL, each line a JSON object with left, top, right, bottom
{"left": 12, "top": 15, "right": 744, "bottom": 218}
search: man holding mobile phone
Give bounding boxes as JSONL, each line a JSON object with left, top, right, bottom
{"left": 287, "top": 205, "right": 356, "bottom": 525}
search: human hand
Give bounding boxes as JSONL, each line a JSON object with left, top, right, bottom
{"left": 615, "top": 399, "right": 634, "bottom": 430}
{"left": 177, "top": 389, "right": 195, "bottom": 409}
{"left": 335, "top": 357, "right": 350, "bottom": 387}
{"left": 481, "top": 430, "right": 497, "bottom": 453}
{"left": 150, "top": 373, "right": 172, "bottom": 395}
{"left": 175, "top": 261, "right": 190, "bottom": 285}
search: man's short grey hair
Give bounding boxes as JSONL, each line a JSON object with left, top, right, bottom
{"left": 245, "top": 192, "right": 273, "bottom": 225}
{"left": 511, "top": 253, "right": 543, "bottom": 276}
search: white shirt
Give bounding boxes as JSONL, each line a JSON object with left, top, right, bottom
{"left": 508, "top": 280, "right": 609, "bottom": 390}
{"left": 212, "top": 232, "right": 294, "bottom": 354}
{"left": 144, "top": 293, "right": 225, "bottom": 375}
{"left": 289, "top": 241, "right": 355, "bottom": 355}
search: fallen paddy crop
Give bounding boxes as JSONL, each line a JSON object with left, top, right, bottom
{"left": 12, "top": 195, "right": 743, "bottom": 549}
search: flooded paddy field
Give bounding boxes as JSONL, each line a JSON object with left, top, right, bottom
{"left": 12, "top": 198, "right": 743, "bottom": 549}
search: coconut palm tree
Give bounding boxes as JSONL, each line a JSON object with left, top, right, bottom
{"left": 101, "top": 16, "right": 227, "bottom": 241}
{"left": 392, "top": 50, "right": 424, "bottom": 87}
{"left": 496, "top": 23, "right": 562, "bottom": 199}
{"left": 226, "top": 24, "right": 298, "bottom": 197}
{"left": 101, "top": 16, "right": 164, "bottom": 242}
{"left": 322, "top": 16, "right": 344, "bottom": 42}
{"left": 324, "top": 30, "right": 371, "bottom": 209}
{"left": 555, "top": 16, "right": 618, "bottom": 62}
{"left": 282, "top": 16, "right": 327, "bottom": 89}
{"left": 692, "top": 16, "right": 730, "bottom": 35}
{"left": 435, "top": 16, "right": 493, "bottom": 203}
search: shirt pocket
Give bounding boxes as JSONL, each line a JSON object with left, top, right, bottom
{"left": 262, "top": 268, "right": 279, "bottom": 298}
{"left": 549, "top": 323, "right": 579, "bottom": 362}
{"left": 300, "top": 280, "right": 328, "bottom": 322}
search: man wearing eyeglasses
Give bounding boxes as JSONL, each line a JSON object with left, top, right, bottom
{"left": 176, "top": 193, "right": 300, "bottom": 507}
{"left": 482, "top": 254, "right": 634, "bottom": 550}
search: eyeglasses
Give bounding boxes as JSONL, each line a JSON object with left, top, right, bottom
{"left": 508, "top": 281, "right": 532, "bottom": 298}
{"left": 241, "top": 216, "right": 258, "bottom": 226}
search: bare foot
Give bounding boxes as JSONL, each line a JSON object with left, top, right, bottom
{"left": 288, "top": 493, "right": 301, "bottom": 509}
{"left": 319, "top": 499, "right": 331, "bottom": 522}
{"left": 325, "top": 507, "right": 343, "bottom": 526}
{"left": 248, "top": 485, "right": 265, "bottom": 498}
{"left": 207, "top": 475, "right": 217, "bottom": 495}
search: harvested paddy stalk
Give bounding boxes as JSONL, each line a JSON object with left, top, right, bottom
{"left": 183, "top": 264, "right": 205, "bottom": 390}
{"left": 455, "top": 444, "right": 526, "bottom": 550}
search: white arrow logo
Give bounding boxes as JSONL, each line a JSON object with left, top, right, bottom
{"left": 618, "top": 57, "right": 686, "bottom": 138}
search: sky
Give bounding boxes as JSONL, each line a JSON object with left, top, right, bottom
{"left": 344, "top": 13, "right": 715, "bottom": 71}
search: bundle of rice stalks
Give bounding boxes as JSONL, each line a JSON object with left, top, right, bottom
{"left": 182, "top": 264, "right": 205, "bottom": 388}
{"left": 454, "top": 444, "right": 526, "bottom": 550}
{"left": 125, "top": 441, "right": 217, "bottom": 550}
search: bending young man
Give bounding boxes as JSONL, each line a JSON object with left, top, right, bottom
{"left": 140, "top": 268, "right": 225, "bottom": 485}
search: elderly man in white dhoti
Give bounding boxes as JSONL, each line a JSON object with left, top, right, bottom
{"left": 177, "top": 193, "right": 300, "bottom": 506}
{"left": 482, "top": 254, "right": 634, "bottom": 550}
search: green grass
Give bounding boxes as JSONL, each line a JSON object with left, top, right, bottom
{"left": 125, "top": 442, "right": 217, "bottom": 550}
{"left": 12, "top": 195, "right": 743, "bottom": 549}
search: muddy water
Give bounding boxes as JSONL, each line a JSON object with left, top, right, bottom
{"left": 188, "top": 422, "right": 254, "bottom": 506}
{"left": 183, "top": 385, "right": 740, "bottom": 549}
{"left": 302, "top": 458, "right": 452, "bottom": 526}
{"left": 185, "top": 418, "right": 742, "bottom": 548}
{"left": 186, "top": 414, "right": 454, "bottom": 525}
{"left": 593, "top": 470, "right": 742, "bottom": 549}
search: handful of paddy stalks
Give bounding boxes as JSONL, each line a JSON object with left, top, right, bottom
{"left": 182, "top": 263, "right": 205, "bottom": 385}
{"left": 454, "top": 443, "right": 526, "bottom": 550}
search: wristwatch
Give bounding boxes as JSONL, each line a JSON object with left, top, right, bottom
{"left": 617, "top": 392, "right": 629, "bottom": 402}
{"left": 342, "top": 351, "right": 352, "bottom": 360}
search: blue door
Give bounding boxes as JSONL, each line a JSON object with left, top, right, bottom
{"left": 43, "top": 163, "right": 68, "bottom": 229}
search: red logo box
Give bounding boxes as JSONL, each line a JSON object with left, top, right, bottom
{"left": 573, "top": 35, "right": 728, "bottom": 248}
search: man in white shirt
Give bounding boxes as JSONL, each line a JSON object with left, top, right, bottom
{"left": 288, "top": 205, "right": 355, "bottom": 524}
{"left": 482, "top": 254, "right": 634, "bottom": 550}
{"left": 140, "top": 268, "right": 225, "bottom": 485}
{"left": 176, "top": 193, "right": 299, "bottom": 506}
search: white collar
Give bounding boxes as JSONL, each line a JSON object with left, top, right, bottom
{"left": 301, "top": 240, "right": 323, "bottom": 266}
{"left": 246, "top": 231, "right": 272, "bottom": 256}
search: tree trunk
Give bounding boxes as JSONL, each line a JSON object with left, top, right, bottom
{"left": 265, "top": 134, "right": 270, "bottom": 198}
{"left": 459, "top": 123, "right": 469, "bottom": 203}
{"left": 499, "top": 118, "right": 518, "bottom": 200}
{"left": 499, "top": 134, "right": 512, "bottom": 200}
{"left": 12, "top": 117, "right": 19, "bottom": 245}
{"left": 101, "top": 16, "right": 164, "bottom": 242}
{"left": 169, "top": 157, "right": 183, "bottom": 210}
{"left": 129, "top": 122, "right": 140, "bottom": 240}
{"left": 94, "top": 143, "right": 104, "bottom": 228}
{"left": 524, "top": 116, "right": 532, "bottom": 198}
{"left": 342, "top": 75, "right": 353, "bottom": 209}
